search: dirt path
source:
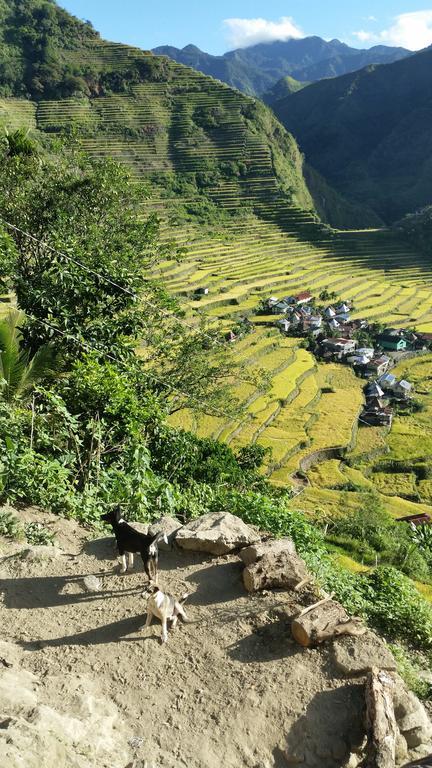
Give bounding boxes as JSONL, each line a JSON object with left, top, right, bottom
{"left": 0, "top": 509, "right": 366, "bottom": 767}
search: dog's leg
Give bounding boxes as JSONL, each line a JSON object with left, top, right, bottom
{"left": 142, "top": 554, "right": 156, "bottom": 585}
{"left": 144, "top": 610, "right": 153, "bottom": 629}
{"left": 175, "top": 603, "right": 188, "bottom": 622}
{"left": 127, "top": 552, "right": 134, "bottom": 570}
{"left": 161, "top": 617, "right": 168, "bottom": 644}
{"left": 118, "top": 552, "right": 127, "bottom": 574}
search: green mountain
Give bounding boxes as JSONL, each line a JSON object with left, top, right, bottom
{"left": 153, "top": 38, "right": 410, "bottom": 97}
{"left": 274, "top": 47, "right": 432, "bottom": 223}
{"left": 262, "top": 75, "right": 309, "bottom": 107}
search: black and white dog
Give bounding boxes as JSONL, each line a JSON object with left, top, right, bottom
{"left": 101, "top": 507, "right": 167, "bottom": 583}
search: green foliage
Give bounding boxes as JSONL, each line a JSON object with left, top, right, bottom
{"left": 362, "top": 567, "right": 432, "bottom": 648}
{"left": 0, "top": 308, "right": 59, "bottom": 401}
{"left": 0, "top": 506, "right": 22, "bottom": 539}
{"left": 24, "top": 521, "right": 54, "bottom": 546}
{"left": 389, "top": 644, "right": 432, "bottom": 700}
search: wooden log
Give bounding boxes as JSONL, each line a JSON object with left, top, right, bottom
{"left": 365, "top": 668, "right": 397, "bottom": 768}
{"left": 291, "top": 598, "right": 366, "bottom": 647}
{"left": 242, "top": 551, "right": 310, "bottom": 593}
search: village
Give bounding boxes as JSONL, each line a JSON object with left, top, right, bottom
{"left": 262, "top": 290, "right": 432, "bottom": 429}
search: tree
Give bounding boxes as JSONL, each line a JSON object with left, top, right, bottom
{"left": 0, "top": 138, "right": 247, "bottom": 417}
{"left": 0, "top": 308, "right": 58, "bottom": 402}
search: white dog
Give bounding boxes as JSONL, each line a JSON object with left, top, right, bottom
{"left": 143, "top": 586, "right": 190, "bottom": 644}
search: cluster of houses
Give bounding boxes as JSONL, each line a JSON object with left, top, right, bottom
{"left": 264, "top": 291, "right": 432, "bottom": 428}
{"left": 360, "top": 373, "right": 413, "bottom": 427}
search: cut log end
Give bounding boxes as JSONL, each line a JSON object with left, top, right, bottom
{"left": 291, "top": 599, "right": 366, "bottom": 647}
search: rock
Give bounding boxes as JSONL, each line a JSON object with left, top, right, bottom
{"left": 82, "top": 576, "right": 102, "bottom": 593}
{"left": 148, "top": 516, "right": 182, "bottom": 551}
{"left": 332, "top": 738, "right": 349, "bottom": 760}
{"left": 395, "top": 732, "right": 409, "bottom": 763}
{"left": 332, "top": 631, "right": 397, "bottom": 676}
{"left": 176, "top": 511, "right": 259, "bottom": 555}
{"left": 394, "top": 677, "right": 422, "bottom": 719}
{"left": 343, "top": 755, "right": 361, "bottom": 768}
{"left": 404, "top": 727, "right": 426, "bottom": 750}
{"left": 239, "top": 537, "right": 296, "bottom": 566}
{"left": 20, "top": 545, "right": 62, "bottom": 561}
{"left": 399, "top": 709, "right": 431, "bottom": 734}
{"left": 243, "top": 551, "right": 309, "bottom": 593}
{"left": 128, "top": 522, "right": 149, "bottom": 536}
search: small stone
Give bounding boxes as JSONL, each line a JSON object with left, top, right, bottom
{"left": 83, "top": 575, "right": 102, "bottom": 593}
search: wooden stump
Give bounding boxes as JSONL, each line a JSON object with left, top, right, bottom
{"left": 291, "top": 597, "right": 366, "bottom": 648}
{"left": 364, "top": 668, "right": 397, "bottom": 768}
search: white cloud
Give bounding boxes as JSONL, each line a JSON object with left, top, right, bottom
{"left": 223, "top": 16, "right": 304, "bottom": 49}
{"left": 353, "top": 10, "right": 432, "bottom": 51}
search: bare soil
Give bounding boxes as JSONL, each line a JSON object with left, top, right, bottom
{"left": 0, "top": 508, "right": 367, "bottom": 768}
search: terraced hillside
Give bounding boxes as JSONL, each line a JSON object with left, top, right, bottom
{"left": 1, "top": 37, "right": 432, "bottom": 517}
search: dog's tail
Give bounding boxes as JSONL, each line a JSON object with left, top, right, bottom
{"left": 149, "top": 531, "right": 168, "bottom": 556}
{"left": 179, "top": 592, "right": 190, "bottom": 605}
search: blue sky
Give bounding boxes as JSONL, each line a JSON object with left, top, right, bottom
{"left": 62, "top": 1, "right": 432, "bottom": 54}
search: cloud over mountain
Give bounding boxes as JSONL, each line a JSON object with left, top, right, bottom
{"left": 353, "top": 10, "right": 432, "bottom": 51}
{"left": 223, "top": 16, "right": 304, "bottom": 49}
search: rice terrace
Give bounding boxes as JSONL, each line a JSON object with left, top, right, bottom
{"left": 2, "top": 2, "right": 432, "bottom": 766}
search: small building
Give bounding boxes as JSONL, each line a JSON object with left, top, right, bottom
{"left": 293, "top": 291, "right": 313, "bottom": 306}
{"left": 366, "top": 355, "right": 390, "bottom": 377}
{"left": 357, "top": 348, "right": 375, "bottom": 359}
{"left": 377, "top": 334, "right": 408, "bottom": 352}
{"left": 196, "top": 287, "right": 209, "bottom": 296}
{"left": 276, "top": 318, "right": 291, "bottom": 334}
{"left": 329, "top": 318, "right": 340, "bottom": 331}
{"left": 396, "top": 513, "right": 431, "bottom": 526}
{"left": 349, "top": 354, "right": 372, "bottom": 367}
{"left": 225, "top": 330, "right": 237, "bottom": 343}
{"left": 283, "top": 291, "right": 313, "bottom": 307}
{"left": 324, "top": 306, "right": 336, "bottom": 318}
{"left": 378, "top": 372, "right": 397, "bottom": 390}
{"left": 415, "top": 332, "right": 432, "bottom": 349}
{"left": 336, "top": 302, "right": 351, "bottom": 315}
{"left": 361, "top": 406, "right": 393, "bottom": 427}
{"left": 365, "top": 382, "right": 384, "bottom": 399}
{"left": 394, "top": 379, "right": 413, "bottom": 399}
{"left": 309, "top": 315, "right": 322, "bottom": 329}
{"left": 267, "top": 296, "right": 279, "bottom": 309}
{"left": 271, "top": 300, "right": 290, "bottom": 315}
{"left": 321, "top": 338, "right": 357, "bottom": 359}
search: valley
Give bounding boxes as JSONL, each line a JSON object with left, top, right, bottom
{"left": 2, "top": 39, "right": 432, "bottom": 581}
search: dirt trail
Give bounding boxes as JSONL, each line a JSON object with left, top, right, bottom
{"left": 0, "top": 509, "right": 366, "bottom": 767}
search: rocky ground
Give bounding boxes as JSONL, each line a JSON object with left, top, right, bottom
{"left": 0, "top": 507, "right": 431, "bottom": 768}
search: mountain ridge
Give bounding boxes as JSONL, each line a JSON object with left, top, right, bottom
{"left": 152, "top": 36, "right": 411, "bottom": 96}
{"left": 273, "top": 45, "right": 432, "bottom": 222}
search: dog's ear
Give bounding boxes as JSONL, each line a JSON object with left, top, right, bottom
{"left": 113, "top": 505, "right": 122, "bottom": 521}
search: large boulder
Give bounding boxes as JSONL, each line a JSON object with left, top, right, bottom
{"left": 148, "top": 516, "right": 182, "bottom": 551}
{"left": 332, "top": 631, "right": 397, "bottom": 676}
{"left": 175, "top": 511, "right": 259, "bottom": 555}
{"left": 239, "top": 537, "right": 296, "bottom": 566}
{"left": 243, "top": 550, "right": 309, "bottom": 593}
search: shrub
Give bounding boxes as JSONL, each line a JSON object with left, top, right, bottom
{"left": 0, "top": 508, "right": 23, "bottom": 540}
